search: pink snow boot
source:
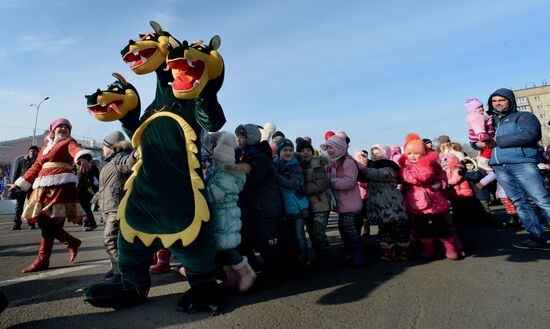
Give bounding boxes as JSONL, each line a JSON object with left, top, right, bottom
{"left": 420, "top": 238, "right": 436, "bottom": 258}
{"left": 233, "top": 256, "right": 256, "bottom": 292}
{"left": 440, "top": 237, "right": 460, "bottom": 260}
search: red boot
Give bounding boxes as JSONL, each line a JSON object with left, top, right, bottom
{"left": 22, "top": 238, "right": 54, "bottom": 273}
{"left": 440, "top": 237, "right": 461, "bottom": 260}
{"left": 420, "top": 238, "right": 436, "bottom": 258}
{"left": 56, "top": 229, "right": 81, "bottom": 262}
{"left": 150, "top": 249, "right": 171, "bottom": 274}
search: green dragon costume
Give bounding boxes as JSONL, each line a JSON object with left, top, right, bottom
{"left": 83, "top": 21, "right": 226, "bottom": 315}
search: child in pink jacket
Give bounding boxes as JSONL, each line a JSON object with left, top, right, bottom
{"left": 464, "top": 98, "right": 494, "bottom": 171}
{"left": 399, "top": 134, "right": 464, "bottom": 260}
{"left": 438, "top": 153, "right": 488, "bottom": 227}
{"left": 325, "top": 135, "right": 365, "bottom": 266}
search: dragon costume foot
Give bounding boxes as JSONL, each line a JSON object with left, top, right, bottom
{"left": 83, "top": 280, "right": 148, "bottom": 310}
{"left": 177, "top": 280, "right": 221, "bottom": 316}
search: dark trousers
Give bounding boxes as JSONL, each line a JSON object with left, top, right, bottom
{"left": 80, "top": 193, "right": 97, "bottom": 228}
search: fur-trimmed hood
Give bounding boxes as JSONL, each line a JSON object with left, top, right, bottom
{"left": 222, "top": 162, "right": 251, "bottom": 175}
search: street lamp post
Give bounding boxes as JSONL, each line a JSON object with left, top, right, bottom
{"left": 28, "top": 96, "right": 50, "bottom": 146}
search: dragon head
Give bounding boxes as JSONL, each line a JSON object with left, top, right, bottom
{"left": 85, "top": 73, "right": 140, "bottom": 122}
{"left": 120, "top": 21, "right": 180, "bottom": 75}
{"left": 166, "top": 36, "right": 224, "bottom": 99}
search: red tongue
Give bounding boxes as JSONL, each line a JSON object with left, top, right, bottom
{"left": 173, "top": 78, "right": 193, "bottom": 91}
{"left": 88, "top": 105, "right": 108, "bottom": 114}
{"left": 108, "top": 102, "right": 122, "bottom": 114}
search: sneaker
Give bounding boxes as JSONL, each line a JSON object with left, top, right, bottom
{"left": 83, "top": 225, "right": 97, "bottom": 232}
{"left": 28, "top": 223, "right": 36, "bottom": 229}
{"left": 11, "top": 223, "right": 22, "bottom": 230}
{"left": 512, "top": 239, "right": 550, "bottom": 251}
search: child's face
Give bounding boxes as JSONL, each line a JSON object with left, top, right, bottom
{"left": 371, "top": 148, "right": 384, "bottom": 161}
{"left": 237, "top": 135, "right": 247, "bottom": 149}
{"left": 326, "top": 144, "right": 336, "bottom": 158}
{"left": 466, "top": 163, "right": 475, "bottom": 170}
{"left": 301, "top": 148, "right": 313, "bottom": 162}
{"left": 475, "top": 106, "right": 484, "bottom": 114}
{"left": 407, "top": 152, "right": 423, "bottom": 163}
{"left": 279, "top": 146, "right": 294, "bottom": 161}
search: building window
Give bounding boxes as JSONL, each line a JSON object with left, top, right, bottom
{"left": 541, "top": 113, "right": 546, "bottom": 119}
{"left": 535, "top": 96, "right": 541, "bottom": 101}
{"left": 518, "top": 106, "right": 531, "bottom": 112}
{"left": 537, "top": 105, "right": 544, "bottom": 110}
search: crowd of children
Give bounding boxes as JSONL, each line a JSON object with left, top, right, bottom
{"left": 9, "top": 91, "right": 550, "bottom": 306}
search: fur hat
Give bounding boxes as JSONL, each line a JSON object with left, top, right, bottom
{"left": 325, "top": 135, "right": 348, "bottom": 159}
{"left": 260, "top": 122, "right": 276, "bottom": 142}
{"left": 235, "top": 124, "right": 262, "bottom": 146}
{"left": 49, "top": 118, "right": 72, "bottom": 132}
{"left": 103, "top": 131, "right": 126, "bottom": 148}
{"left": 276, "top": 138, "right": 294, "bottom": 156}
{"left": 212, "top": 132, "right": 237, "bottom": 164}
{"left": 404, "top": 133, "right": 426, "bottom": 155}
{"left": 371, "top": 144, "right": 391, "bottom": 160}
{"left": 296, "top": 139, "right": 314, "bottom": 153}
{"left": 464, "top": 98, "right": 483, "bottom": 113}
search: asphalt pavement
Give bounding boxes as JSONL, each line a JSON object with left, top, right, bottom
{"left": 1, "top": 207, "right": 549, "bottom": 329}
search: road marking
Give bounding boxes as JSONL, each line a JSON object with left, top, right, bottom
{"left": 0, "top": 259, "right": 109, "bottom": 288}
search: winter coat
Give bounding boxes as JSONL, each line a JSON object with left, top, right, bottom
{"left": 301, "top": 156, "right": 331, "bottom": 213}
{"left": 207, "top": 162, "right": 250, "bottom": 250}
{"left": 358, "top": 160, "right": 408, "bottom": 225}
{"left": 15, "top": 137, "right": 92, "bottom": 192}
{"left": 463, "top": 169, "right": 491, "bottom": 201}
{"left": 445, "top": 168, "right": 474, "bottom": 199}
{"left": 466, "top": 111, "right": 494, "bottom": 142}
{"left": 98, "top": 141, "right": 135, "bottom": 214}
{"left": 273, "top": 156, "right": 309, "bottom": 217}
{"left": 240, "top": 144, "right": 282, "bottom": 219}
{"left": 14, "top": 136, "right": 93, "bottom": 223}
{"left": 326, "top": 155, "right": 362, "bottom": 214}
{"left": 488, "top": 88, "right": 542, "bottom": 165}
{"left": 399, "top": 150, "right": 449, "bottom": 215}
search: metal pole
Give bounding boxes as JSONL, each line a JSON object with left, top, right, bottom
{"left": 30, "top": 96, "right": 49, "bottom": 146}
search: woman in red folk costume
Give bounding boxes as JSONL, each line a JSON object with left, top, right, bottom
{"left": 8, "top": 118, "right": 93, "bottom": 273}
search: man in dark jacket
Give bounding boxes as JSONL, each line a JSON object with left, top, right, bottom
{"left": 11, "top": 146, "right": 38, "bottom": 230}
{"left": 486, "top": 88, "right": 550, "bottom": 250}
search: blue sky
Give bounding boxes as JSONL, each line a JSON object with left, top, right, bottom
{"left": 1, "top": 0, "right": 549, "bottom": 152}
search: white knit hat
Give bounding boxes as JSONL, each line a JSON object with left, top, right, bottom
{"left": 212, "top": 132, "right": 237, "bottom": 164}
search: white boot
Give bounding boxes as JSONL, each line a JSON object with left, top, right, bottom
{"left": 232, "top": 256, "right": 256, "bottom": 292}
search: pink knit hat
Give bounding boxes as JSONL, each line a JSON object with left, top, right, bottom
{"left": 371, "top": 144, "right": 391, "bottom": 160}
{"left": 464, "top": 98, "right": 483, "bottom": 113}
{"left": 49, "top": 118, "right": 72, "bottom": 132}
{"left": 325, "top": 135, "right": 348, "bottom": 159}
